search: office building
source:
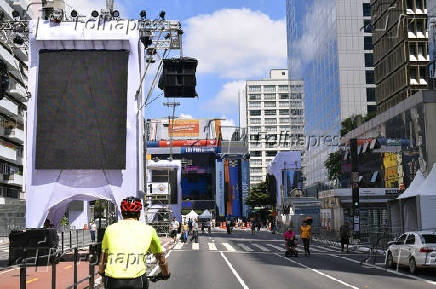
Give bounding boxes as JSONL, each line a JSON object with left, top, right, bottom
{"left": 245, "top": 69, "right": 305, "bottom": 184}
{"left": 286, "top": 0, "right": 377, "bottom": 190}
{"left": 0, "top": 0, "right": 32, "bottom": 236}
{"left": 372, "top": 0, "right": 429, "bottom": 113}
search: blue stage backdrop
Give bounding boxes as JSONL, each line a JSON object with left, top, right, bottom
{"left": 215, "top": 160, "right": 225, "bottom": 216}
{"left": 229, "top": 160, "right": 241, "bottom": 217}
{"left": 241, "top": 160, "right": 250, "bottom": 217}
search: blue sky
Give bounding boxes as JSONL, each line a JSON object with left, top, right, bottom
{"left": 68, "top": 0, "right": 289, "bottom": 128}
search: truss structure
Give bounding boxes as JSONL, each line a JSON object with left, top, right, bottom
{"left": 0, "top": 20, "right": 29, "bottom": 51}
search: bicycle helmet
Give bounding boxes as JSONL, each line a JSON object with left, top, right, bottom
{"left": 120, "top": 197, "right": 142, "bottom": 213}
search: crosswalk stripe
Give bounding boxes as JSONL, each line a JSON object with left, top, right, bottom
{"left": 251, "top": 244, "right": 270, "bottom": 252}
{"left": 208, "top": 243, "right": 217, "bottom": 251}
{"left": 266, "top": 244, "right": 285, "bottom": 252}
{"left": 309, "top": 247, "right": 325, "bottom": 253}
{"left": 192, "top": 243, "right": 199, "bottom": 250}
{"left": 222, "top": 243, "right": 235, "bottom": 252}
{"left": 237, "top": 244, "right": 254, "bottom": 252}
{"left": 174, "top": 242, "right": 184, "bottom": 250}
{"left": 313, "top": 245, "right": 337, "bottom": 252}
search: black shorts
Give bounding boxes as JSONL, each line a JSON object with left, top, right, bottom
{"left": 104, "top": 275, "right": 149, "bottom": 289}
{"left": 341, "top": 237, "right": 349, "bottom": 245}
{"left": 170, "top": 230, "right": 177, "bottom": 238}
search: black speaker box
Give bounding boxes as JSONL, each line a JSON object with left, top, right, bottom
{"left": 158, "top": 57, "right": 198, "bottom": 98}
{"left": 9, "top": 229, "right": 59, "bottom": 266}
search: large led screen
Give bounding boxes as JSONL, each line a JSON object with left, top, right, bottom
{"left": 35, "top": 50, "right": 129, "bottom": 169}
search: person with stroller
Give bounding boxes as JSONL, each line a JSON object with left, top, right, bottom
{"left": 284, "top": 226, "right": 298, "bottom": 257}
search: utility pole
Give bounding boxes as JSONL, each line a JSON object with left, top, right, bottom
{"left": 350, "top": 138, "right": 360, "bottom": 240}
{"left": 163, "top": 101, "right": 180, "bottom": 160}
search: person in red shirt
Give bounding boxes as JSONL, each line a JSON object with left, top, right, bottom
{"left": 284, "top": 226, "right": 297, "bottom": 257}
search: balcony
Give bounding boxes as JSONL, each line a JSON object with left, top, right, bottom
{"left": 0, "top": 98, "right": 19, "bottom": 118}
{"left": 1, "top": 173, "right": 23, "bottom": 187}
{"left": 4, "top": 128, "right": 24, "bottom": 144}
{"left": 7, "top": 79, "right": 28, "bottom": 102}
{"left": 0, "top": 143, "right": 17, "bottom": 163}
{"left": 0, "top": 43, "right": 22, "bottom": 79}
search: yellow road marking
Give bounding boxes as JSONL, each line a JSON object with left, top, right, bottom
{"left": 64, "top": 265, "right": 72, "bottom": 269}
{"left": 26, "top": 278, "right": 38, "bottom": 284}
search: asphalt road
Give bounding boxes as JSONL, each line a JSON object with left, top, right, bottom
{"left": 150, "top": 229, "right": 436, "bottom": 289}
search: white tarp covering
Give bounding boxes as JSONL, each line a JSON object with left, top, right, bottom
{"left": 398, "top": 170, "right": 426, "bottom": 199}
{"left": 416, "top": 164, "right": 436, "bottom": 195}
{"left": 25, "top": 20, "right": 145, "bottom": 228}
{"left": 199, "top": 209, "right": 212, "bottom": 219}
{"left": 185, "top": 210, "right": 198, "bottom": 220}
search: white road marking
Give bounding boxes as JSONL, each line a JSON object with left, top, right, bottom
{"left": 250, "top": 244, "right": 270, "bottom": 252}
{"left": 208, "top": 243, "right": 217, "bottom": 251}
{"left": 266, "top": 244, "right": 285, "bottom": 252}
{"left": 220, "top": 252, "right": 250, "bottom": 289}
{"left": 0, "top": 268, "right": 17, "bottom": 275}
{"left": 276, "top": 253, "right": 359, "bottom": 289}
{"left": 192, "top": 243, "right": 199, "bottom": 250}
{"left": 150, "top": 250, "right": 172, "bottom": 275}
{"left": 222, "top": 243, "right": 236, "bottom": 252}
{"left": 309, "top": 247, "right": 325, "bottom": 253}
{"left": 174, "top": 242, "right": 184, "bottom": 250}
{"left": 312, "top": 245, "right": 338, "bottom": 252}
{"left": 328, "top": 254, "right": 436, "bottom": 286}
{"left": 237, "top": 244, "right": 254, "bottom": 252}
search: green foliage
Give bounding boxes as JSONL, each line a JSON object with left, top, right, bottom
{"left": 60, "top": 215, "right": 68, "bottom": 225}
{"left": 341, "top": 117, "right": 357, "bottom": 137}
{"left": 245, "top": 181, "right": 274, "bottom": 207}
{"left": 325, "top": 150, "right": 342, "bottom": 182}
{"left": 341, "top": 112, "right": 377, "bottom": 136}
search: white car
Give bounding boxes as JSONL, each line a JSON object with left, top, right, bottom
{"left": 386, "top": 231, "right": 436, "bottom": 274}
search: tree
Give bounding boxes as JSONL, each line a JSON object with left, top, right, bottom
{"left": 245, "top": 181, "right": 274, "bottom": 207}
{"left": 324, "top": 150, "right": 342, "bottom": 183}
{"left": 341, "top": 117, "right": 357, "bottom": 137}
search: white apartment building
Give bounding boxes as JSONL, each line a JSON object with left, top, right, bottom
{"left": 245, "top": 69, "right": 305, "bottom": 184}
{"left": 0, "top": 0, "right": 31, "bottom": 235}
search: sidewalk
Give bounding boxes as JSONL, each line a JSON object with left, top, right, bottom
{"left": 0, "top": 236, "right": 175, "bottom": 289}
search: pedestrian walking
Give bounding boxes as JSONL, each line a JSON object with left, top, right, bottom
{"left": 170, "top": 217, "right": 179, "bottom": 243}
{"left": 90, "top": 220, "right": 97, "bottom": 243}
{"left": 188, "top": 219, "right": 193, "bottom": 235}
{"left": 191, "top": 218, "right": 199, "bottom": 243}
{"left": 340, "top": 222, "right": 350, "bottom": 253}
{"left": 300, "top": 221, "right": 312, "bottom": 256}
{"left": 181, "top": 221, "right": 189, "bottom": 243}
{"left": 251, "top": 219, "right": 256, "bottom": 235}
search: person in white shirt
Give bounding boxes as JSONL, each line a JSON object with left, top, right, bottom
{"left": 170, "top": 218, "right": 179, "bottom": 243}
{"left": 90, "top": 221, "right": 97, "bottom": 243}
{"left": 191, "top": 218, "right": 199, "bottom": 243}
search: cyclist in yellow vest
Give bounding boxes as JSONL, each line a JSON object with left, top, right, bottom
{"left": 98, "top": 197, "right": 170, "bottom": 288}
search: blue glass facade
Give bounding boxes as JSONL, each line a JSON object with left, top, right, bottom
{"left": 286, "top": 0, "right": 340, "bottom": 186}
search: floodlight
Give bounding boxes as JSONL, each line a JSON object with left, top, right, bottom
{"left": 159, "top": 10, "right": 166, "bottom": 19}
{"left": 91, "top": 10, "right": 99, "bottom": 18}
{"left": 70, "top": 10, "right": 78, "bottom": 18}
{"left": 140, "top": 10, "right": 146, "bottom": 19}
{"left": 111, "top": 10, "right": 120, "bottom": 18}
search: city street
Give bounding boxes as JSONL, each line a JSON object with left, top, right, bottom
{"left": 151, "top": 229, "right": 436, "bottom": 289}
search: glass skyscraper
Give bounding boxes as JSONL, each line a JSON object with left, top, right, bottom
{"left": 286, "top": 0, "right": 376, "bottom": 188}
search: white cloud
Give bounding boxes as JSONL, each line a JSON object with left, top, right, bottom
{"left": 293, "top": 0, "right": 336, "bottom": 69}
{"left": 207, "top": 80, "right": 245, "bottom": 114}
{"left": 179, "top": 113, "right": 193, "bottom": 119}
{"left": 184, "top": 9, "right": 287, "bottom": 79}
{"left": 220, "top": 117, "right": 237, "bottom": 140}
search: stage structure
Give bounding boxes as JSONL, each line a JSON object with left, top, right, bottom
{"left": 2, "top": 5, "right": 185, "bottom": 227}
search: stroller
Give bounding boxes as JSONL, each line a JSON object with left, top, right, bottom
{"left": 284, "top": 229, "right": 298, "bottom": 257}
{"left": 285, "top": 239, "right": 298, "bottom": 257}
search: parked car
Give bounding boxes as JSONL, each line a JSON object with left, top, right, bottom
{"left": 386, "top": 231, "right": 436, "bottom": 274}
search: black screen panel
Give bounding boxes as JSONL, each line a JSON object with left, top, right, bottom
{"left": 36, "top": 50, "right": 128, "bottom": 169}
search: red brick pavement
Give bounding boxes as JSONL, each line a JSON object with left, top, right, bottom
{"left": 0, "top": 237, "right": 175, "bottom": 289}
